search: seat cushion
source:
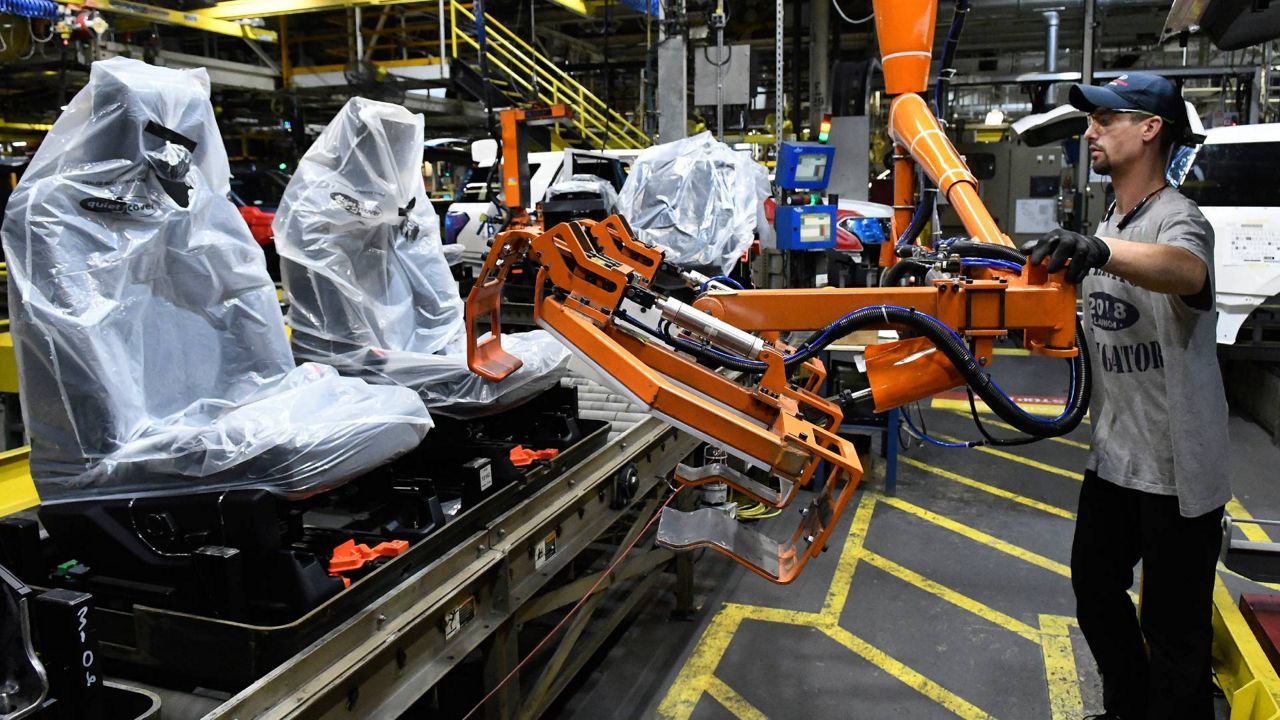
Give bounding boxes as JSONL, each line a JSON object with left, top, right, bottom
{"left": 35, "top": 363, "right": 430, "bottom": 503}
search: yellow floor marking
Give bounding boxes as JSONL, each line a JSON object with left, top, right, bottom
{"left": 656, "top": 607, "right": 753, "bottom": 720}
{"left": 821, "top": 492, "right": 878, "bottom": 617}
{"left": 704, "top": 676, "right": 769, "bottom": 720}
{"left": 1218, "top": 565, "right": 1280, "bottom": 593}
{"left": 859, "top": 549, "right": 1041, "bottom": 642}
{"left": 945, "top": 410, "right": 1092, "bottom": 450}
{"left": 1038, "top": 615, "right": 1085, "bottom": 720}
{"left": 931, "top": 397, "right": 1086, "bottom": 421}
{"left": 1227, "top": 497, "right": 1273, "bottom": 543}
{"left": 1218, "top": 499, "right": 1280, "bottom": 591}
{"left": 879, "top": 495, "right": 1072, "bottom": 578}
{"left": 902, "top": 456, "right": 1076, "bottom": 520}
{"left": 659, "top": 487, "right": 1083, "bottom": 719}
{"left": 821, "top": 623, "right": 997, "bottom": 720}
{"left": 1210, "top": 576, "right": 1280, "bottom": 719}
{"left": 931, "top": 432, "right": 1084, "bottom": 481}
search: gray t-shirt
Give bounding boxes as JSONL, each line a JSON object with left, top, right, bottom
{"left": 1084, "top": 187, "right": 1230, "bottom": 517}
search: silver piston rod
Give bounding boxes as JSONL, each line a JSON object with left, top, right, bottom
{"left": 657, "top": 296, "right": 765, "bottom": 359}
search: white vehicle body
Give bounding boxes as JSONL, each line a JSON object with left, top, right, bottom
{"left": 447, "top": 144, "right": 635, "bottom": 268}
{"left": 1181, "top": 123, "right": 1280, "bottom": 344}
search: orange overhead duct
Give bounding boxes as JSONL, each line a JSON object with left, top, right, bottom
{"left": 889, "top": 93, "right": 1011, "bottom": 247}
{"left": 873, "top": 0, "right": 938, "bottom": 95}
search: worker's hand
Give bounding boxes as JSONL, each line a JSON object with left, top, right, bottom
{"left": 1019, "top": 228, "right": 1112, "bottom": 284}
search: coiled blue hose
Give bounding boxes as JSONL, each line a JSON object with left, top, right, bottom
{"left": 0, "top": 0, "right": 60, "bottom": 20}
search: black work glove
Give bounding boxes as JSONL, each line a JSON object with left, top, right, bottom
{"left": 1019, "top": 228, "right": 1112, "bottom": 284}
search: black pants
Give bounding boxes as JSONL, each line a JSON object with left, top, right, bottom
{"left": 1071, "top": 470, "right": 1224, "bottom": 720}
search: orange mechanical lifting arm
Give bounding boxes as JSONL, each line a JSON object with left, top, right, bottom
{"left": 463, "top": 0, "right": 1083, "bottom": 584}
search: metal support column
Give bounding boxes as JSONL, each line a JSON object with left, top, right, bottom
{"left": 482, "top": 619, "right": 521, "bottom": 720}
{"left": 657, "top": 0, "right": 687, "bottom": 143}
{"left": 1073, "top": 0, "right": 1095, "bottom": 232}
{"left": 790, "top": 0, "right": 802, "bottom": 138}
{"left": 671, "top": 485, "right": 697, "bottom": 618}
{"left": 808, "top": 0, "right": 829, "bottom": 133}
{"left": 774, "top": 0, "right": 783, "bottom": 147}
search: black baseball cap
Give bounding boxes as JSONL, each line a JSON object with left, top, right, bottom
{"left": 1069, "top": 72, "right": 1185, "bottom": 129}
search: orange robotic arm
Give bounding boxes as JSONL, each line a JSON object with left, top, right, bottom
{"left": 464, "top": 215, "right": 1083, "bottom": 584}
{"left": 461, "top": 0, "right": 1082, "bottom": 584}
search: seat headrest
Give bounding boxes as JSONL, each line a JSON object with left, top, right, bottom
{"left": 26, "top": 57, "right": 230, "bottom": 194}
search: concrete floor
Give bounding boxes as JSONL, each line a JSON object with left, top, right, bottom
{"left": 547, "top": 352, "right": 1280, "bottom": 720}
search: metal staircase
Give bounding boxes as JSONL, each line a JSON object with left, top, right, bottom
{"left": 448, "top": 0, "right": 650, "bottom": 150}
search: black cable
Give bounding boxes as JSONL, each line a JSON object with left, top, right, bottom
{"left": 933, "top": 0, "right": 970, "bottom": 120}
{"left": 880, "top": 258, "right": 930, "bottom": 287}
{"left": 947, "top": 241, "right": 1025, "bottom": 265}
{"left": 702, "top": 44, "right": 732, "bottom": 68}
{"left": 892, "top": 186, "right": 935, "bottom": 256}
{"left": 966, "top": 385, "right": 1039, "bottom": 447}
{"left": 619, "top": 304, "right": 1090, "bottom": 440}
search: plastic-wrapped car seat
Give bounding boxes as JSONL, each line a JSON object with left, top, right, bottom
{"left": 615, "top": 131, "right": 770, "bottom": 274}
{"left": 0, "top": 58, "right": 432, "bottom": 504}
{"left": 274, "top": 97, "right": 570, "bottom": 417}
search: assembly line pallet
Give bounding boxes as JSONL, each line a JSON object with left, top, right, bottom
{"left": 188, "top": 414, "right": 699, "bottom": 720}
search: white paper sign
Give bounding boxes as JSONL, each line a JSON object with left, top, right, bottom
{"left": 1014, "top": 198, "right": 1058, "bottom": 234}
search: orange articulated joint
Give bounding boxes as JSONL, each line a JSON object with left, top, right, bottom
{"left": 873, "top": 0, "right": 938, "bottom": 95}
{"left": 889, "top": 93, "right": 1013, "bottom": 247}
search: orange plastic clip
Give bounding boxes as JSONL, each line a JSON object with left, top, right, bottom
{"left": 509, "top": 445, "right": 560, "bottom": 468}
{"left": 328, "top": 538, "right": 411, "bottom": 577}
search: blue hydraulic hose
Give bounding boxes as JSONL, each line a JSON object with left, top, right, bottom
{"left": 699, "top": 275, "right": 744, "bottom": 293}
{"left": 901, "top": 408, "right": 973, "bottom": 448}
{"left": 0, "top": 0, "right": 59, "bottom": 18}
{"left": 959, "top": 258, "right": 1024, "bottom": 273}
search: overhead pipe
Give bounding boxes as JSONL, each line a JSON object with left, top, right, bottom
{"left": 1044, "top": 9, "right": 1059, "bottom": 101}
{"left": 873, "top": 0, "right": 938, "bottom": 95}
{"left": 963, "top": 0, "right": 1155, "bottom": 11}
{"left": 1044, "top": 9, "right": 1059, "bottom": 72}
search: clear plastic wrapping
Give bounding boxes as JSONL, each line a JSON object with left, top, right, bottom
{"left": 1, "top": 58, "right": 432, "bottom": 503}
{"left": 274, "top": 97, "right": 570, "bottom": 417}
{"left": 546, "top": 173, "right": 620, "bottom": 210}
{"left": 615, "top": 131, "right": 770, "bottom": 273}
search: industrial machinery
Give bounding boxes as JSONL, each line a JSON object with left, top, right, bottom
{"left": 464, "top": 0, "right": 1088, "bottom": 585}
{"left": 773, "top": 141, "right": 838, "bottom": 251}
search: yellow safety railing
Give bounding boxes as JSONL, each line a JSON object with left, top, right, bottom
{"left": 449, "top": 0, "right": 649, "bottom": 150}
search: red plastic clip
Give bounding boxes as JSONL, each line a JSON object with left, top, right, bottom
{"left": 509, "top": 445, "right": 560, "bottom": 468}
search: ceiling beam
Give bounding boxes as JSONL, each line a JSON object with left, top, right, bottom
{"left": 58, "top": 0, "right": 277, "bottom": 41}
{"left": 196, "top": 0, "right": 441, "bottom": 21}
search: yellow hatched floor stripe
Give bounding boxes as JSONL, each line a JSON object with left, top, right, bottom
{"left": 945, "top": 410, "right": 1091, "bottom": 450}
{"left": 902, "top": 456, "right": 1076, "bottom": 520}
{"left": 879, "top": 495, "right": 1072, "bottom": 578}
{"left": 821, "top": 623, "right": 997, "bottom": 720}
{"left": 932, "top": 432, "right": 1084, "bottom": 481}
{"left": 859, "top": 549, "right": 1041, "bottom": 642}
{"left": 822, "top": 491, "right": 877, "bottom": 616}
{"left": 931, "top": 397, "right": 1083, "bottom": 421}
{"left": 1228, "top": 497, "right": 1273, "bottom": 543}
{"left": 656, "top": 607, "right": 753, "bottom": 720}
{"left": 703, "top": 676, "right": 769, "bottom": 720}
{"left": 1038, "top": 615, "right": 1085, "bottom": 720}
{"left": 659, "top": 493, "right": 998, "bottom": 719}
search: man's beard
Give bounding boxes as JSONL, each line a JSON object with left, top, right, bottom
{"left": 1091, "top": 153, "right": 1111, "bottom": 175}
